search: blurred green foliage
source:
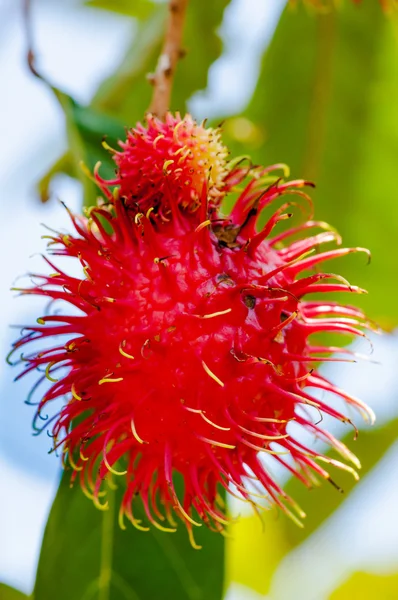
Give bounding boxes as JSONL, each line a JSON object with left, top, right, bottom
{"left": 85, "top": 0, "right": 156, "bottom": 19}
{"left": 227, "top": 420, "right": 398, "bottom": 595}
{"left": 330, "top": 571, "right": 398, "bottom": 599}
{"left": 0, "top": 583, "right": 29, "bottom": 599}
{"left": 34, "top": 475, "right": 224, "bottom": 600}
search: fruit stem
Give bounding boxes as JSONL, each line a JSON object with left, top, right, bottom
{"left": 148, "top": 0, "right": 189, "bottom": 120}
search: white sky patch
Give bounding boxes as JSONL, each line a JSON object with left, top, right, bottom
{"left": 0, "top": 456, "right": 60, "bottom": 594}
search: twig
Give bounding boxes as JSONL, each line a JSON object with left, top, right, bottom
{"left": 23, "top": 0, "right": 41, "bottom": 79}
{"left": 148, "top": 0, "right": 189, "bottom": 120}
{"left": 22, "top": 1, "right": 66, "bottom": 99}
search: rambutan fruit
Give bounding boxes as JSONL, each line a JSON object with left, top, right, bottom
{"left": 10, "top": 113, "right": 375, "bottom": 545}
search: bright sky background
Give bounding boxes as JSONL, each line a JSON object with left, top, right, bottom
{"left": 0, "top": 1, "right": 397, "bottom": 598}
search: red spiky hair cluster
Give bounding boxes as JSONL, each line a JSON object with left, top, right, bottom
{"left": 11, "top": 112, "right": 375, "bottom": 545}
{"left": 97, "top": 112, "right": 229, "bottom": 217}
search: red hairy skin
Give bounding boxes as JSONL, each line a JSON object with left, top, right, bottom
{"left": 11, "top": 114, "right": 375, "bottom": 546}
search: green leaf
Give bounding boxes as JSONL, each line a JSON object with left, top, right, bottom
{"left": 51, "top": 90, "right": 100, "bottom": 208}
{"left": 226, "top": 506, "right": 290, "bottom": 596}
{"left": 171, "top": 1, "right": 229, "bottom": 112}
{"left": 34, "top": 474, "right": 224, "bottom": 600}
{"left": 330, "top": 571, "right": 398, "bottom": 600}
{"left": 38, "top": 97, "right": 126, "bottom": 206}
{"left": 92, "top": 8, "right": 167, "bottom": 123}
{"left": 0, "top": 583, "right": 29, "bottom": 599}
{"left": 84, "top": 0, "right": 155, "bottom": 19}
{"left": 67, "top": 102, "right": 127, "bottom": 196}
{"left": 37, "top": 151, "right": 74, "bottom": 203}
{"left": 225, "top": 2, "right": 398, "bottom": 327}
{"left": 227, "top": 420, "right": 398, "bottom": 594}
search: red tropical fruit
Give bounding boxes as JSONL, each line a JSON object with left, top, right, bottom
{"left": 11, "top": 113, "right": 375, "bottom": 546}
